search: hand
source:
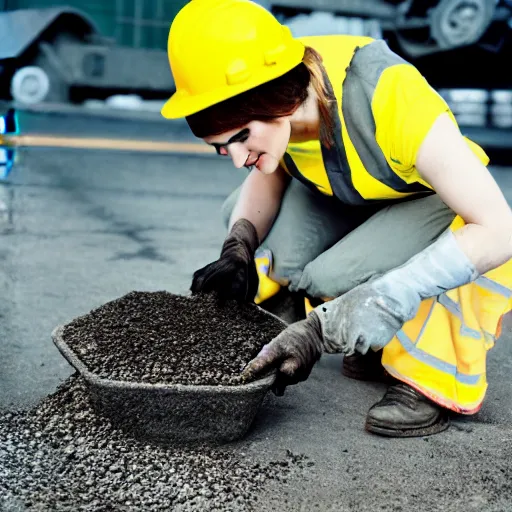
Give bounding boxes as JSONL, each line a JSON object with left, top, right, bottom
{"left": 315, "top": 229, "right": 480, "bottom": 356}
{"left": 190, "top": 219, "right": 260, "bottom": 301}
{"left": 241, "top": 312, "right": 324, "bottom": 395}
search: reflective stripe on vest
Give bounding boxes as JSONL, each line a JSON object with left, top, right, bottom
{"left": 394, "top": 274, "right": 512, "bottom": 386}
{"left": 321, "top": 70, "right": 366, "bottom": 204}
{"left": 395, "top": 294, "right": 483, "bottom": 385}
{"left": 437, "top": 293, "right": 483, "bottom": 340}
{"left": 476, "top": 275, "right": 512, "bottom": 298}
{"left": 395, "top": 329, "right": 482, "bottom": 385}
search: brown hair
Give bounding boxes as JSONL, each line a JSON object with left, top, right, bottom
{"left": 186, "top": 46, "right": 335, "bottom": 147}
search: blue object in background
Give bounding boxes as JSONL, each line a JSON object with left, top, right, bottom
{"left": 0, "top": 109, "right": 19, "bottom": 180}
{"left": 0, "top": 149, "right": 15, "bottom": 180}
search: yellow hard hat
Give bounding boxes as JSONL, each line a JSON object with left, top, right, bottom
{"left": 161, "top": 0, "right": 305, "bottom": 119}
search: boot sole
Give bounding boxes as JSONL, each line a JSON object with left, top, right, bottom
{"left": 365, "top": 413, "right": 450, "bottom": 438}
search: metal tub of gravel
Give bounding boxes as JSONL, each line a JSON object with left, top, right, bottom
{"left": 52, "top": 291, "right": 286, "bottom": 444}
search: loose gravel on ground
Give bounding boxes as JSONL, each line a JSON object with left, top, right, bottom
{"left": 0, "top": 375, "right": 309, "bottom": 511}
{"left": 0, "top": 291, "right": 307, "bottom": 510}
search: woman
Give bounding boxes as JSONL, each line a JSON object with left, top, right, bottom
{"left": 162, "top": 0, "right": 512, "bottom": 437}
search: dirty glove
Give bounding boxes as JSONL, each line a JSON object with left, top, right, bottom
{"left": 241, "top": 229, "right": 479, "bottom": 392}
{"left": 315, "top": 229, "right": 480, "bottom": 355}
{"left": 190, "top": 218, "right": 260, "bottom": 301}
{"left": 242, "top": 312, "right": 323, "bottom": 396}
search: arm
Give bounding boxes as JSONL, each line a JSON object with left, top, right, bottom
{"left": 416, "top": 113, "right": 512, "bottom": 274}
{"left": 312, "top": 115, "right": 512, "bottom": 356}
{"left": 229, "top": 165, "right": 290, "bottom": 243}
{"left": 243, "top": 115, "right": 512, "bottom": 386}
{"left": 190, "top": 166, "right": 289, "bottom": 301}
{"left": 242, "top": 74, "right": 512, "bottom": 389}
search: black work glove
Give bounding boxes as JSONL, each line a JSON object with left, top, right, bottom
{"left": 190, "top": 218, "right": 260, "bottom": 302}
{"left": 241, "top": 312, "right": 324, "bottom": 395}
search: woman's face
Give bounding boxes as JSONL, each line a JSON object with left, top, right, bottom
{"left": 203, "top": 118, "right": 291, "bottom": 175}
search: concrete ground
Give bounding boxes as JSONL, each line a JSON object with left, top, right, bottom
{"left": 1, "top": 112, "right": 512, "bottom": 511}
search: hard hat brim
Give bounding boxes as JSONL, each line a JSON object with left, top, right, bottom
{"left": 161, "top": 40, "right": 305, "bottom": 119}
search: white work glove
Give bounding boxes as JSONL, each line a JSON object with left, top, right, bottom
{"left": 315, "top": 229, "right": 480, "bottom": 355}
{"left": 242, "top": 229, "right": 479, "bottom": 394}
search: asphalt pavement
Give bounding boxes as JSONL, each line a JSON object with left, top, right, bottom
{"left": 1, "top": 112, "right": 512, "bottom": 511}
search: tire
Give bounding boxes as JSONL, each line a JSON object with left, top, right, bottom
{"left": 10, "top": 66, "right": 51, "bottom": 105}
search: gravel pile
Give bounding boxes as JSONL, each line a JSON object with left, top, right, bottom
{"left": 0, "top": 375, "right": 310, "bottom": 511}
{"left": 62, "top": 291, "right": 286, "bottom": 386}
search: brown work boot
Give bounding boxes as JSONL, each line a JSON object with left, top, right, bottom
{"left": 342, "top": 350, "right": 389, "bottom": 382}
{"left": 365, "top": 382, "right": 450, "bottom": 437}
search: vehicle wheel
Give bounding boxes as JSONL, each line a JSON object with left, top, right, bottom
{"left": 430, "top": 0, "right": 496, "bottom": 48}
{"left": 10, "top": 66, "right": 51, "bottom": 105}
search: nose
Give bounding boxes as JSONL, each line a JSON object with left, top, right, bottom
{"left": 228, "top": 143, "right": 249, "bottom": 169}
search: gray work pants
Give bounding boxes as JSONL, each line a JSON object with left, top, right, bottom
{"left": 222, "top": 180, "right": 456, "bottom": 299}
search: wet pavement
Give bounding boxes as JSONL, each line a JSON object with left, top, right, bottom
{"left": 1, "top": 113, "right": 512, "bottom": 510}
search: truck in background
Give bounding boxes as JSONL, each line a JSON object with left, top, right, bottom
{"left": 0, "top": 1, "right": 510, "bottom": 146}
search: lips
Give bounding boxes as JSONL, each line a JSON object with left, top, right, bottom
{"left": 245, "top": 153, "right": 263, "bottom": 168}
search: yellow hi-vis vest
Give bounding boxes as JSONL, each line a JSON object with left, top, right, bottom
{"left": 281, "top": 35, "right": 512, "bottom": 413}
{"left": 281, "top": 35, "right": 489, "bottom": 203}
